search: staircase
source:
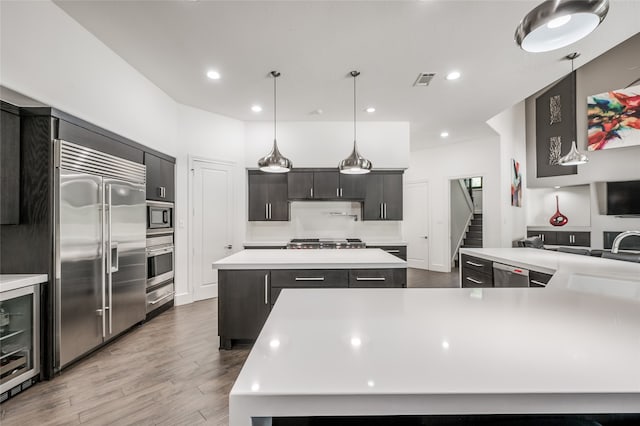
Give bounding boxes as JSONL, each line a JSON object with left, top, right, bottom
{"left": 462, "top": 214, "right": 483, "bottom": 248}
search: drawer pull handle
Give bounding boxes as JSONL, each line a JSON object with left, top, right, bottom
{"left": 466, "top": 277, "right": 482, "bottom": 284}
{"left": 149, "top": 292, "right": 175, "bottom": 305}
{"left": 356, "top": 277, "right": 386, "bottom": 281}
{"left": 530, "top": 280, "right": 547, "bottom": 287}
{"left": 465, "top": 261, "right": 484, "bottom": 267}
{"left": 386, "top": 250, "right": 400, "bottom": 253}
{"left": 295, "top": 277, "right": 325, "bottom": 281}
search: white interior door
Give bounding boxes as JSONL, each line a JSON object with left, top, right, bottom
{"left": 405, "top": 181, "right": 429, "bottom": 270}
{"left": 192, "top": 159, "right": 234, "bottom": 301}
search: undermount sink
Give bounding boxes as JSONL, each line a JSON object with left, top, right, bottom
{"left": 567, "top": 274, "right": 640, "bottom": 302}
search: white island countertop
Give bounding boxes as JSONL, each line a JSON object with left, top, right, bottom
{"left": 230, "top": 287, "right": 640, "bottom": 425}
{"left": 0, "top": 274, "right": 48, "bottom": 293}
{"left": 213, "top": 248, "right": 406, "bottom": 270}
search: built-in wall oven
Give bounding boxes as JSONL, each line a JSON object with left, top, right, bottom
{"left": 146, "top": 201, "right": 175, "bottom": 317}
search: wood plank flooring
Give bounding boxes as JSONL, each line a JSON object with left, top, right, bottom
{"left": 1, "top": 268, "right": 458, "bottom": 425}
{"left": 0, "top": 299, "right": 249, "bottom": 426}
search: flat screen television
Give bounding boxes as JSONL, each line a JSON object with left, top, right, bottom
{"left": 606, "top": 180, "right": 640, "bottom": 215}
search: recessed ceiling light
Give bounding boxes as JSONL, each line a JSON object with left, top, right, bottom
{"left": 365, "top": 107, "right": 376, "bottom": 113}
{"left": 440, "top": 131, "right": 449, "bottom": 138}
{"left": 350, "top": 336, "right": 362, "bottom": 347}
{"left": 445, "top": 71, "right": 461, "bottom": 81}
{"left": 206, "top": 70, "right": 221, "bottom": 80}
{"left": 251, "top": 105, "right": 262, "bottom": 113}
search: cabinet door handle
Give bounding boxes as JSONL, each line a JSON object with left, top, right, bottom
{"left": 336, "top": 188, "right": 339, "bottom": 197}
{"left": 380, "top": 203, "right": 383, "bottom": 219}
{"left": 530, "top": 280, "right": 547, "bottom": 287}
{"left": 466, "top": 277, "right": 483, "bottom": 284}
{"left": 340, "top": 188, "right": 343, "bottom": 197}
{"left": 311, "top": 187, "right": 313, "bottom": 198}
{"left": 269, "top": 203, "right": 272, "bottom": 219}
{"left": 356, "top": 277, "right": 386, "bottom": 281}
{"left": 295, "top": 277, "right": 325, "bottom": 281}
{"left": 465, "top": 261, "right": 484, "bottom": 267}
{"left": 384, "top": 203, "right": 387, "bottom": 219}
{"left": 385, "top": 250, "right": 400, "bottom": 253}
{"left": 264, "top": 274, "right": 269, "bottom": 305}
{"left": 541, "top": 234, "right": 545, "bottom": 242}
{"left": 265, "top": 204, "right": 269, "bottom": 219}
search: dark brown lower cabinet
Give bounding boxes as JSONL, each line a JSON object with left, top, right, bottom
{"left": 218, "top": 270, "right": 271, "bottom": 349}
{"left": 219, "top": 267, "right": 406, "bottom": 349}
{"left": 529, "top": 270, "right": 553, "bottom": 287}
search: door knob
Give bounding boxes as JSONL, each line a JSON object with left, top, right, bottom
{"left": 225, "top": 244, "right": 233, "bottom": 249}
{"left": 423, "top": 236, "right": 428, "bottom": 239}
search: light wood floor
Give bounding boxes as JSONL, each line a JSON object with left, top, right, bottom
{"left": 0, "top": 300, "right": 249, "bottom": 426}
{"left": 1, "top": 268, "right": 458, "bottom": 425}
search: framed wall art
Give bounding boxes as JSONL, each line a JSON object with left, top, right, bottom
{"left": 587, "top": 84, "right": 640, "bottom": 151}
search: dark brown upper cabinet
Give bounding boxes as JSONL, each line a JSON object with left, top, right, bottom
{"left": 145, "top": 152, "right": 175, "bottom": 202}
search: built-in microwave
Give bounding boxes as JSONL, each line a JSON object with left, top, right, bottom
{"left": 147, "top": 201, "right": 173, "bottom": 232}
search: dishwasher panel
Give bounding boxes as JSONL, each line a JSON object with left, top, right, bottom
{"left": 493, "top": 262, "right": 529, "bottom": 287}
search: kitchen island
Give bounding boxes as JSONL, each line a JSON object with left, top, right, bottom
{"left": 229, "top": 287, "right": 640, "bottom": 426}
{"left": 213, "top": 248, "right": 406, "bottom": 349}
{"left": 459, "top": 248, "right": 640, "bottom": 299}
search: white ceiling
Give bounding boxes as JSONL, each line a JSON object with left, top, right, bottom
{"left": 54, "top": 0, "right": 640, "bottom": 151}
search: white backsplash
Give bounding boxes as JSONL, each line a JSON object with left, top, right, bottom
{"left": 246, "top": 201, "right": 403, "bottom": 242}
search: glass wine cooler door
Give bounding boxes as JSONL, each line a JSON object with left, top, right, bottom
{"left": 0, "top": 285, "right": 40, "bottom": 402}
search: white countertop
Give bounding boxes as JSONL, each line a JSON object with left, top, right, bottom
{"left": 229, "top": 287, "right": 640, "bottom": 424}
{"left": 214, "top": 248, "right": 407, "bottom": 270}
{"left": 243, "top": 241, "right": 288, "bottom": 247}
{"left": 243, "top": 241, "right": 407, "bottom": 247}
{"left": 0, "top": 274, "right": 48, "bottom": 293}
{"left": 365, "top": 241, "right": 407, "bottom": 246}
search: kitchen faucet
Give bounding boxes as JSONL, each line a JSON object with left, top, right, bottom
{"left": 611, "top": 231, "right": 640, "bottom": 253}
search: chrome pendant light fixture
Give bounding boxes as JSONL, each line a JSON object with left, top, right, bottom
{"left": 258, "top": 71, "right": 292, "bottom": 173}
{"left": 559, "top": 52, "right": 588, "bottom": 166}
{"left": 339, "top": 71, "right": 372, "bottom": 175}
{"left": 515, "top": 0, "right": 609, "bottom": 53}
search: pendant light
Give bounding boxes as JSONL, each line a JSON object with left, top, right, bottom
{"left": 559, "top": 52, "right": 588, "bottom": 166}
{"left": 339, "top": 71, "right": 372, "bottom": 175}
{"left": 515, "top": 0, "right": 609, "bottom": 53}
{"left": 258, "top": 71, "right": 292, "bottom": 173}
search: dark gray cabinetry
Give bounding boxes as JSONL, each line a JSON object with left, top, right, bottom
{"left": 529, "top": 270, "right": 553, "bottom": 287}
{"left": 527, "top": 230, "right": 590, "bottom": 247}
{"left": 368, "top": 245, "right": 407, "bottom": 261}
{"left": 144, "top": 152, "right": 175, "bottom": 202}
{"left": 555, "top": 231, "right": 590, "bottom": 247}
{"left": 270, "top": 269, "right": 348, "bottom": 305}
{"left": 348, "top": 269, "right": 406, "bottom": 288}
{"left": 248, "top": 171, "right": 289, "bottom": 221}
{"left": 460, "top": 254, "right": 493, "bottom": 288}
{"left": 1, "top": 102, "right": 20, "bottom": 224}
{"left": 287, "top": 170, "right": 361, "bottom": 200}
{"left": 218, "top": 270, "right": 271, "bottom": 349}
{"left": 363, "top": 172, "right": 403, "bottom": 220}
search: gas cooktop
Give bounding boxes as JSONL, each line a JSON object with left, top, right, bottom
{"left": 287, "top": 238, "right": 365, "bottom": 249}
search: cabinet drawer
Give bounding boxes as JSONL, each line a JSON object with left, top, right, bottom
{"left": 462, "top": 268, "right": 493, "bottom": 288}
{"left": 368, "top": 246, "right": 407, "bottom": 260}
{"left": 529, "top": 270, "right": 553, "bottom": 287}
{"left": 460, "top": 254, "right": 493, "bottom": 276}
{"left": 270, "top": 269, "right": 349, "bottom": 288}
{"left": 348, "top": 269, "right": 405, "bottom": 288}
{"left": 146, "top": 282, "right": 174, "bottom": 313}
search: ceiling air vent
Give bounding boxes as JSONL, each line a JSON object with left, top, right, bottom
{"left": 413, "top": 73, "right": 436, "bottom": 87}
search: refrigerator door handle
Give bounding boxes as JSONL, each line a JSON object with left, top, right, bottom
{"left": 101, "top": 181, "right": 107, "bottom": 338}
{"left": 106, "top": 183, "right": 113, "bottom": 336}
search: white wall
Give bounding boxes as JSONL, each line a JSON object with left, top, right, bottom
{"left": 245, "top": 121, "right": 410, "bottom": 169}
{"left": 0, "top": 1, "right": 247, "bottom": 305}
{"left": 526, "top": 186, "right": 591, "bottom": 228}
{"left": 487, "top": 101, "right": 528, "bottom": 247}
{"left": 405, "top": 136, "right": 501, "bottom": 272}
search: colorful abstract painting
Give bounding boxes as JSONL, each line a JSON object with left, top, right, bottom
{"left": 511, "top": 159, "right": 522, "bottom": 208}
{"left": 587, "top": 84, "right": 640, "bottom": 151}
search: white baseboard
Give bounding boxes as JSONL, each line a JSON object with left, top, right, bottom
{"left": 429, "top": 264, "right": 449, "bottom": 273}
{"left": 194, "top": 284, "right": 218, "bottom": 301}
{"left": 175, "top": 292, "right": 193, "bottom": 306}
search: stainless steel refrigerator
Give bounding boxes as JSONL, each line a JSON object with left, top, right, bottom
{"left": 54, "top": 140, "right": 146, "bottom": 370}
